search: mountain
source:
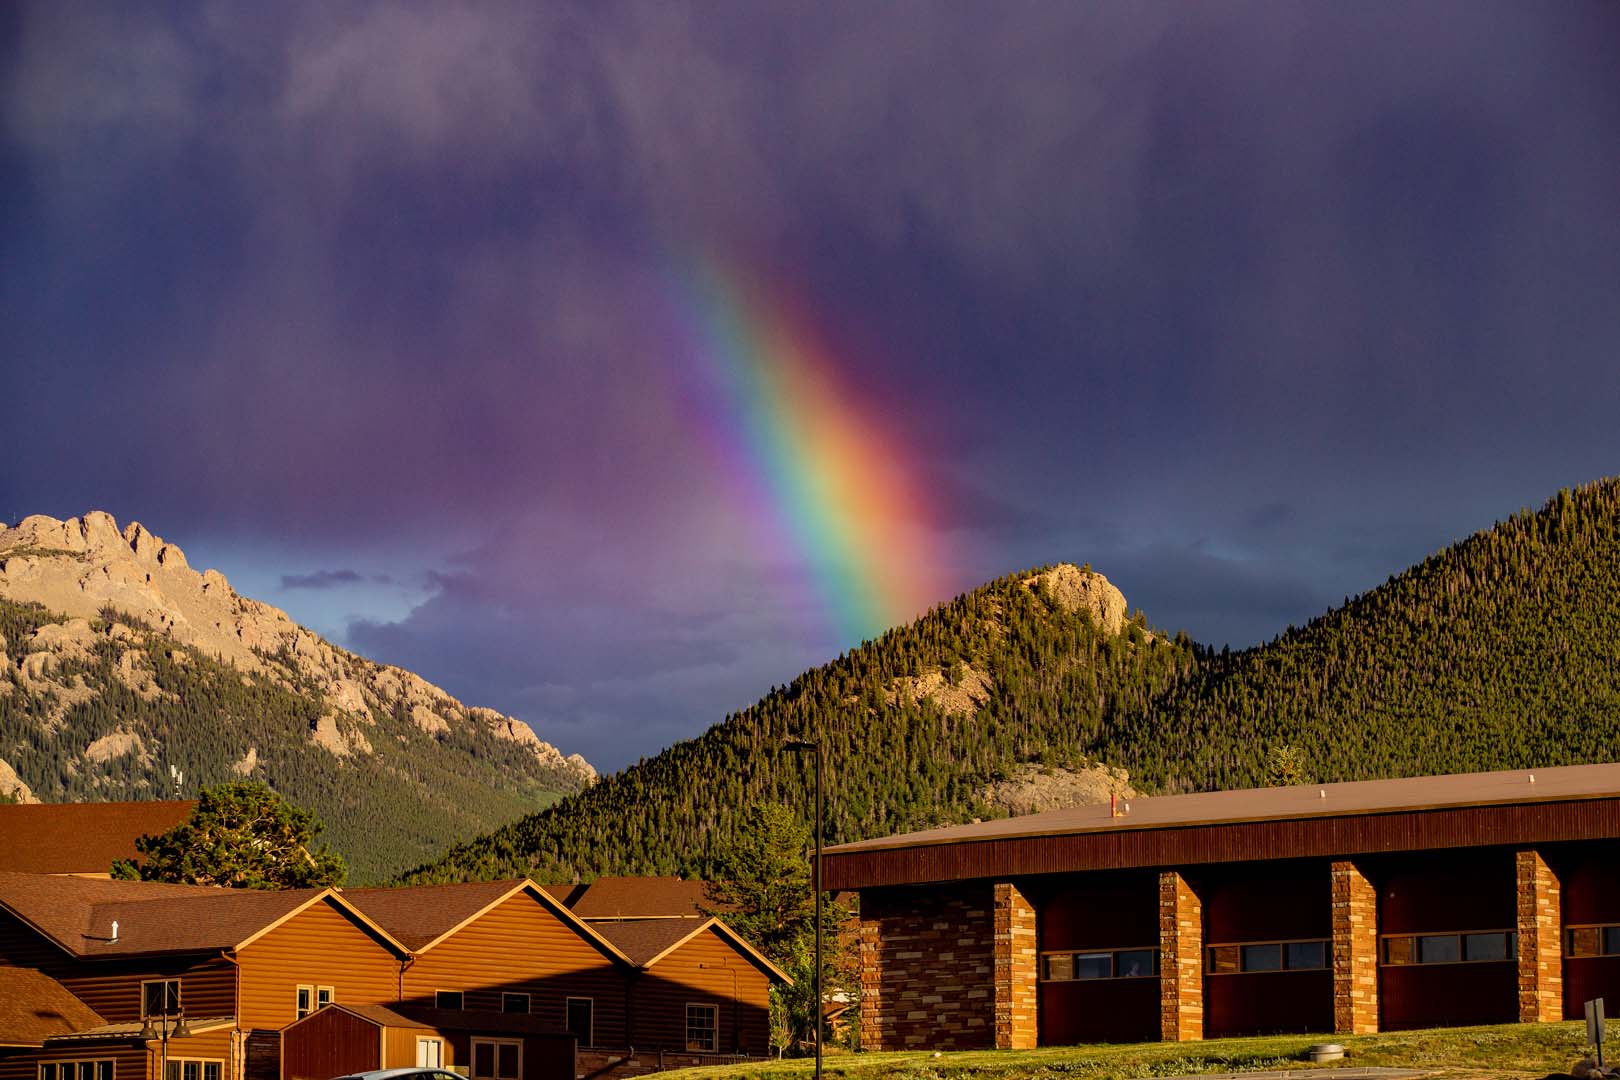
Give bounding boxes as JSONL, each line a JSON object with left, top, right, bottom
{"left": 0, "top": 512, "right": 594, "bottom": 882}
{"left": 400, "top": 479, "right": 1620, "bottom": 885}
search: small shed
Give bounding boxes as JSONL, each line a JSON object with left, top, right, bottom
{"left": 281, "top": 1003, "right": 441, "bottom": 1080}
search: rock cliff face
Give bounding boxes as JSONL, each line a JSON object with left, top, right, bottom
{"left": 0, "top": 512, "right": 593, "bottom": 878}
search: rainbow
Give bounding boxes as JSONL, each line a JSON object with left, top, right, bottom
{"left": 669, "top": 255, "right": 950, "bottom": 645}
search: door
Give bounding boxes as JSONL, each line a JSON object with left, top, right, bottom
{"left": 469, "top": 1038, "right": 521, "bottom": 1080}
{"left": 415, "top": 1039, "right": 444, "bottom": 1069}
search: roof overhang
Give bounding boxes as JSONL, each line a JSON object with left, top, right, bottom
{"left": 44, "top": 1017, "right": 236, "bottom": 1046}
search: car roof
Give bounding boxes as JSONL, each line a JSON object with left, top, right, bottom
{"left": 334, "top": 1070, "right": 462, "bottom": 1080}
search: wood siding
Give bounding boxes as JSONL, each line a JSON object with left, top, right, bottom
{"left": 52, "top": 958, "right": 235, "bottom": 1025}
{"left": 825, "top": 798, "right": 1620, "bottom": 890}
{"left": 281, "top": 1010, "right": 380, "bottom": 1080}
{"left": 0, "top": 1045, "right": 147, "bottom": 1080}
{"left": 628, "top": 931, "right": 770, "bottom": 1056}
{"left": 0, "top": 909, "right": 67, "bottom": 970}
{"left": 236, "top": 900, "right": 404, "bottom": 1032}
{"left": 399, "top": 894, "right": 625, "bottom": 1047}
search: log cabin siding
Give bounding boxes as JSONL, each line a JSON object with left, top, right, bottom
{"left": 236, "top": 901, "right": 404, "bottom": 1031}
{"left": 628, "top": 931, "right": 770, "bottom": 1056}
{"left": 0, "top": 909, "right": 67, "bottom": 970}
{"left": 52, "top": 957, "right": 235, "bottom": 1024}
{"left": 0, "top": 1045, "right": 148, "bottom": 1080}
{"left": 400, "top": 895, "right": 625, "bottom": 1047}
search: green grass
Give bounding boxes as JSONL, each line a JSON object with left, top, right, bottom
{"left": 662, "top": 1020, "right": 1618, "bottom": 1079}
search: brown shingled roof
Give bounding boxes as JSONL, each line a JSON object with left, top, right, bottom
{"left": 342, "top": 879, "right": 527, "bottom": 949}
{"left": 826, "top": 761, "right": 1620, "bottom": 854}
{"left": 565, "top": 876, "right": 713, "bottom": 919}
{"left": 0, "top": 801, "right": 196, "bottom": 876}
{"left": 0, "top": 968, "right": 104, "bottom": 1046}
{"left": 0, "top": 871, "right": 407, "bottom": 958}
{"left": 591, "top": 917, "right": 791, "bottom": 984}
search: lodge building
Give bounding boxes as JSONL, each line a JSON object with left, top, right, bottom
{"left": 0, "top": 859, "right": 785, "bottom": 1080}
{"left": 824, "top": 762, "right": 1620, "bottom": 1050}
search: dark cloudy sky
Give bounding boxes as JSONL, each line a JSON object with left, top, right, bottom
{"left": 4, "top": 3, "right": 1618, "bottom": 772}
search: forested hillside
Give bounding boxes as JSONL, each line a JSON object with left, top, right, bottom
{"left": 403, "top": 479, "right": 1620, "bottom": 885}
{"left": 0, "top": 598, "right": 578, "bottom": 882}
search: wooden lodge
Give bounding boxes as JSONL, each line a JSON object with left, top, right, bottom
{"left": 0, "top": 864, "right": 787, "bottom": 1080}
{"left": 825, "top": 762, "right": 1620, "bottom": 1050}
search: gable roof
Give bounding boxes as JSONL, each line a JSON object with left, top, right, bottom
{"left": 342, "top": 878, "right": 632, "bottom": 964}
{"left": 825, "top": 761, "right": 1620, "bottom": 854}
{"left": 0, "top": 801, "right": 196, "bottom": 876}
{"left": 0, "top": 968, "right": 104, "bottom": 1046}
{"left": 0, "top": 871, "right": 409, "bottom": 958}
{"left": 283, "top": 1002, "right": 431, "bottom": 1031}
{"left": 561, "top": 876, "right": 715, "bottom": 920}
{"left": 591, "top": 916, "right": 791, "bottom": 984}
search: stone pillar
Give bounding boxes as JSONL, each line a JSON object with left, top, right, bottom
{"left": 992, "top": 882, "right": 1038, "bottom": 1049}
{"left": 1516, "top": 849, "right": 1563, "bottom": 1023}
{"left": 1159, "top": 870, "right": 1203, "bottom": 1041}
{"left": 1331, "top": 859, "right": 1380, "bottom": 1034}
{"left": 858, "top": 915, "right": 883, "bottom": 1050}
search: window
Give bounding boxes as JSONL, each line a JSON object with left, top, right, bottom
{"left": 40, "top": 1062, "right": 113, "bottom": 1080}
{"left": 686, "top": 1003, "right": 718, "bottom": 1052}
{"left": 500, "top": 993, "right": 529, "bottom": 1015}
{"left": 1383, "top": 931, "right": 1517, "bottom": 965}
{"left": 415, "top": 1039, "right": 444, "bottom": 1069}
{"left": 1208, "top": 940, "right": 1329, "bottom": 973}
{"left": 293, "top": 985, "right": 331, "bottom": 1019}
{"left": 469, "top": 1039, "right": 520, "bottom": 1080}
{"left": 566, "top": 998, "right": 593, "bottom": 1048}
{"left": 141, "top": 979, "right": 181, "bottom": 1019}
{"left": 162, "top": 1061, "right": 221, "bottom": 1080}
{"left": 1039, "top": 947, "right": 1159, "bottom": 980}
{"left": 435, "top": 990, "right": 464, "bottom": 1010}
{"left": 1568, "top": 925, "right": 1620, "bottom": 957}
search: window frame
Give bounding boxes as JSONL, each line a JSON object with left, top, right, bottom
{"left": 1038, "top": 945, "right": 1160, "bottom": 981}
{"left": 415, "top": 1037, "right": 445, "bottom": 1069}
{"left": 685, "top": 1002, "right": 719, "bottom": 1053}
{"left": 141, "top": 979, "right": 182, "bottom": 1019}
{"left": 161, "top": 1059, "right": 221, "bottom": 1080}
{"left": 500, "top": 992, "right": 530, "bottom": 1015}
{"left": 434, "top": 990, "right": 464, "bottom": 1011}
{"left": 39, "top": 1061, "right": 114, "bottom": 1080}
{"left": 565, "top": 997, "right": 594, "bottom": 1048}
{"left": 1206, "top": 937, "right": 1331, "bottom": 974}
{"left": 468, "top": 1037, "right": 521, "bottom": 1080}
{"left": 1381, "top": 929, "right": 1519, "bottom": 966}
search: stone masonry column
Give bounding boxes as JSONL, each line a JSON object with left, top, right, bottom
{"left": 1159, "top": 870, "right": 1203, "bottom": 1041}
{"left": 1331, "top": 859, "right": 1380, "bottom": 1034}
{"left": 1516, "top": 849, "right": 1563, "bottom": 1022}
{"left": 992, "top": 882, "right": 1038, "bottom": 1049}
{"left": 858, "top": 915, "right": 884, "bottom": 1050}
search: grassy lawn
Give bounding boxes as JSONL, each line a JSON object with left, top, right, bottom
{"left": 661, "top": 1020, "right": 1618, "bottom": 1079}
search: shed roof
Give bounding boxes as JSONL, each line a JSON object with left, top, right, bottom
{"left": 0, "top": 801, "right": 195, "bottom": 876}
{"left": 826, "top": 761, "right": 1620, "bottom": 854}
{"left": 0, "top": 968, "right": 104, "bottom": 1046}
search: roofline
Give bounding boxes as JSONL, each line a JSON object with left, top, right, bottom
{"left": 233, "top": 890, "right": 412, "bottom": 957}
{"left": 0, "top": 896, "right": 79, "bottom": 958}
{"left": 410, "top": 880, "right": 636, "bottom": 967}
{"left": 638, "top": 916, "right": 792, "bottom": 985}
{"left": 283, "top": 1003, "right": 431, "bottom": 1031}
{"left": 824, "top": 780, "right": 1620, "bottom": 857}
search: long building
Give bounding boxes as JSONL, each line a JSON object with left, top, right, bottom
{"left": 823, "top": 762, "right": 1620, "bottom": 1050}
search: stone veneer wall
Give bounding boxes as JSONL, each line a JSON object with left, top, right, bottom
{"left": 860, "top": 884, "right": 996, "bottom": 1051}
{"left": 1158, "top": 870, "right": 1204, "bottom": 1041}
{"left": 1516, "top": 848, "right": 1563, "bottom": 1022}
{"left": 1331, "top": 859, "right": 1380, "bottom": 1034}
{"left": 992, "top": 882, "right": 1038, "bottom": 1049}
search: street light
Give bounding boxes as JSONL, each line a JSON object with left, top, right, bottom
{"left": 784, "top": 737, "right": 823, "bottom": 1080}
{"left": 138, "top": 1011, "right": 191, "bottom": 1080}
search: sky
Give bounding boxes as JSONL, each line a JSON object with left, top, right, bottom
{"left": 3, "top": 3, "right": 1618, "bottom": 773}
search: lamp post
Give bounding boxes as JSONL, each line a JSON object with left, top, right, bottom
{"left": 784, "top": 737, "right": 823, "bottom": 1080}
{"left": 138, "top": 1010, "right": 191, "bottom": 1080}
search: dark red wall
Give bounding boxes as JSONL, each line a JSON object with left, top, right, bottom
{"left": 1560, "top": 842, "right": 1620, "bottom": 1019}
{"left": 1029, "top": 871, "right": 1158, "bottom": 1046}
{"left": 282, "top": 1009, "right": 381, "bottom": 1080}
{"left": 1373, "top": 848, "right": 1518, "bottom": 1030}
{"left": 1206, "top": 971, "right": 1332, "bottom": 1037}
{"left": 1199, "top": 860, "right": 1332, "bottom": 1037}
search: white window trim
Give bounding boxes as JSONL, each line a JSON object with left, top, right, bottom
{"left": 38, "top": 1060, "right": 115, "bottom": 1080}
{"left": 140, "top": 979, "right": 182, "bottom": 1019}
{"left": 685, "top": 1002, "right": 718, "bottom": 1053}
{"left": 434, "top": 989, "right": 464, "bottom": 1010}
{"left": 415, "top": 1037, "right": 444, "bottom": 1069}
{"left": 500, "top": 991, "right": 530, "bottom": 1014}
{"left": 469, "top": 1037, "right": 522, "bottom": 1080}
{"left": 565, "top": 997, "right": 594, "bottom": 1048}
